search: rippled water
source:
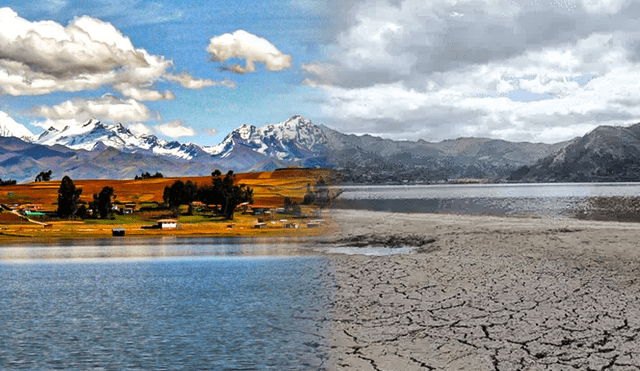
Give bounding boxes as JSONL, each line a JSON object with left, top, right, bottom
{"left": 333, "top": 182, "right": 640, "bottom": 217}
{"left": 0, "top": 242, "right": 334, "bottom": 370}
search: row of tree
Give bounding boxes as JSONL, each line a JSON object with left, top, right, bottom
{"left": 163, "top": 170, "right": 253, "bottom": 219}
{"left": 56, "top": 170, "right": 253, "bottom": 220}
{"left": 0, "top": 178, "right": 16, "bottom": 186}
{"left": 135, "top": 172, "right": 163, "bottom": 180}
{"left": 35, "top": 170, "right": 52, "bottom": 182}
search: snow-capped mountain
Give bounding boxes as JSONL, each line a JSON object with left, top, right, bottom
{"left": 204, "top": 115, "right": 328, "bottom": 161}
{"left": 33, "top": 119, "right": 201, "bottom": 160}
{"left": 0, "top": 111, "right": 34, "bottom": 140}
{"left": 25, "top": 115, "right": 331, "bottom": 165}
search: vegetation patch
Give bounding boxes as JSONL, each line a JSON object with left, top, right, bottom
{"left": 335, "top": 234, "right": 438, "bottom": 249}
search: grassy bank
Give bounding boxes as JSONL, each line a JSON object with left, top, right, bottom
{"left": 0, "top": 212, "right": 335, "bottom": 244}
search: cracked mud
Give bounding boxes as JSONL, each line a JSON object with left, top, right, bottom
{"left": 326, "top": 211, "right": 640, "bottom": 370}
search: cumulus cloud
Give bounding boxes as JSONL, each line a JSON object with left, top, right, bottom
{"left": 0, "top": 8, "right": 229, "bottom": 98}
{"left": 205, "top": 128, "right": 219, "bottom": 136}
{"left": 127, "top": 122, "right": 154, "bottom": 136}
{"left": 207, "top": 30, "right": 292, "bottom": 73}
{"left": 113, "top": 83, "right": 176, "bottom": 101}
{"left": 165, "top": 73, "right": 236, "bottom": 89}
{"left": 155, "top": 120, "right": 196, "bottom": 138}
{"left": 31, "top": 95, "right": 154, "bottom": 129}
{"left": 305, "top": 0, "right": 640, "bottom": 143}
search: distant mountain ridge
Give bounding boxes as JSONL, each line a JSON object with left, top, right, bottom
{"left": 1, "top": 113, "right": 639, "bottom": 183}
{"left": 34, "top": 119, "right": 205, "bottom": 160}
{"left": 508, "top": 123, "right": 640, "bottom": 182}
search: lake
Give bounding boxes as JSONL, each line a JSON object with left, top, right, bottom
{"left": 3, "top": 182, "right": 638, "bottom": 370}
{"left": 332, "top": 182, "right": 640, "bottom": 218}
{"left": 0, "top": 240, "right": 334, "bottom": 370}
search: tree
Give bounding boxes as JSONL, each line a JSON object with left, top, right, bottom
{"left": 302, "top": 178, "right": 331, "bottom": 207}
{"left": 57, "top": 176, "right": 82, "bottom": 218}
{"left": 184, "top": 181, "right": 198, "bottom": 215}
{"left": 77, "top": 205, "right": 87, "bottom": 220}
{"left": 283, "top": 197, "right": 292, "bottom": 213}
{"left": 0, "top": 179, "right": 16, "bottom": 186}
{"left": 209, "top": 170, "right": 253, "bottom": 220}
{"left": 291, "top": 202, "right": 302, "bottom": 216}
{"left": 163, "top": 180, "right": 197, "bottom": 216}
{"left": 93, "top": 186, "right": 115, "bottom": 219}
{"left": 35, "top": 170, "right": 52, "bottom": 182}
{"left": 135, "top": 171, "right": 163, "bottom": 180}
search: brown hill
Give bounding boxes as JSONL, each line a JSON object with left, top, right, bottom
{"left": 0, "top": 169, "right": 336, "bottom": 211}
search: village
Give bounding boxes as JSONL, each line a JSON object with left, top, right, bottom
{"left": 0, "top": 168, "right": 338, "bottom": 241}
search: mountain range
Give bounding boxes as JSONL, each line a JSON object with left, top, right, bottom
{"left": 0, "top": 114, "right": 638, "bottom": 183}
{"left": 508, "top": 123, "right": 640, "bottom": 182}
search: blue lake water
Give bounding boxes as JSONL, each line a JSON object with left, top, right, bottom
{"left": 333, "top": 182, "right": 640, "bottom": 217}
{"left": 0, "top": 241, "right": 334, "bottom": 370}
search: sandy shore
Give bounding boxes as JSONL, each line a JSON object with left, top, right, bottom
{"left": 324, "top": 210, "right": 640, "bottom": 370}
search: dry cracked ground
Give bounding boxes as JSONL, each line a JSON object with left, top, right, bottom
{"left": 325, "top": 211, "right": 640, "bottom": 370}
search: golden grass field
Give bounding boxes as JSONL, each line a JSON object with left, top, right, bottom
{"left": 0, "top": 168, "right": 338, "bottom": 243}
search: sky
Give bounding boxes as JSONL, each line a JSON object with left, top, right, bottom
{"left": 0, "top": 0, "right": 640, "bottom": 145}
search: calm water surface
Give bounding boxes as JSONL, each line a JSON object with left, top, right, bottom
{"left": 333, "top": 182, "right": 640, "bottom": 217}
{"left": 0, "top": 241, "right": 334, "bottom": 370}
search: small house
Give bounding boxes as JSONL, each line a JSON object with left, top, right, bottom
{"left": 157, "top": 219, "right": 178, "bottom": 229}
{"left": 114, "top": 201, "right": 136, "bottom": 214}
{"left": 123, "top": 203, "right": 136, "bottom": 214}
{"left": 19, "top": 204, "right": 44, "bottom": 213}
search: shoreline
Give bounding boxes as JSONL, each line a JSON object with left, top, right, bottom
{"left": 0, "top": 217, "right": 336, "bottom": 246}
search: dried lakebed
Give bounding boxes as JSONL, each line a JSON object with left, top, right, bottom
{"left": 326, "top": 210, "right": 640, "bottom": 370}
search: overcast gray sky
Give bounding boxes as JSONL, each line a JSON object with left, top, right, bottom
{"left": 304, "top": 0, "right": 640, "bottom": 143}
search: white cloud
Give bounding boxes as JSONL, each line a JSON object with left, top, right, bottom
{"left": 207, "top": 30, "right": 292, "bottom": 73}
{"left": 306, "top": 0, "right": 640, "bottom": 143}
{"left": 113, "top": 83, "right": 176, "bottom": 101}
{"left": 128, "top": 122, "right": 154, "bottom": 136}
{"left": 301, "top": 62, "right": 340, "bottom": 86}
{"left": 155, "top": 120, "right": 196, "bottom": 138}
{"left": 165, "top": 73, "right": 236, "bottom": 89}
{"left": 31, "top": 95, "right": 153, "bottom": 129}
{"left": 0, "top": 8, "right": 225, "bottom": 98}
{"left": 205, "top": 128, "right": 219, "bottom": 136}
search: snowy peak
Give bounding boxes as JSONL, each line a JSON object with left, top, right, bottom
{"left": 202, "top": 115, "right": 328, "bottom": 161}
{"left": 35, "top": 118, "right": 126, "bottom": 151}
{"left": 0, "top": 111, "right": 34, "bottom": 141}
{"left": 0, "top": 115, "right": 330, "bottom": 164}
{"left": 32, "top": 118, "right": 198, "bottom": 159}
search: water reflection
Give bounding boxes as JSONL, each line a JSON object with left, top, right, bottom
{"left": 334, "top": 183, "right": 640, "bottom": 218}
{"left": 0, "top": 237, "right": 317, "bottom": 261}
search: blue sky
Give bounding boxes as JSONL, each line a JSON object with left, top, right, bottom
{"left": 0, "top": 0, "right": 331, "bottom": 146}
{"left": 1, "top": 0, "right": 640, "bottom": 145}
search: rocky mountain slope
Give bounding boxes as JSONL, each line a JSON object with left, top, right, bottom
{"left": 322, "top": 127, "right": 567, "bottom": 182}
{"left": 34, "top": 119, "right": 205, "bottom": 160}
{"left": 508, "top": 124, "right": 640, "bottom": 182}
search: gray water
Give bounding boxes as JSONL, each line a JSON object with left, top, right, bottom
{"left": 0, "top": 241, "right": 334, "bottom": 370}
{"left": 333, "top": 182, "right": 640, "bottom": 217}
